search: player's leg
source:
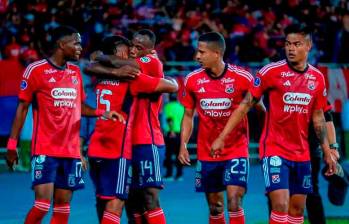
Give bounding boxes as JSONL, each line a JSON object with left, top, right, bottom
{"left": 305, "top": 155, "right": 325, "bottom": 224}
{"left": 25, "top": 155, "right": 56, "bottom": 224}
{"left": 225, "top": 157, "right": 248, "bottom": 224}
{"left": 132, "top": 144, "right": 166, "bottom": 224}
{"left": 196, "top": 160, "right": 227, "bottom": 224}
{"left": 205, "top": 192, "right": 226, "bottom": 224}
{"left": 50, "top": 158, "right": 85, "bottom": 224}
{"left": 288, "top": 161, "right": 312, "bottom": 224}
{"left": 126, "top": 189, "right": 147, "bottom": 224}
{"left": 262, "top": 157, "right": 290, "bottom": 224}
{"left": 100, "top": 158, "right": 132, "bottom": 224}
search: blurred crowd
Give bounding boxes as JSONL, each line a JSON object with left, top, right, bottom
{"left": 1, "top": 0, "right": 349, "bottom": 66}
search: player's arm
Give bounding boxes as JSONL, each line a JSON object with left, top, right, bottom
{"left": 154, "top": 77, "right": 178, "bottom": 93}
{"left": 84, "top": 62, "right": 140, "bottom": 80}
{"left": 81, "top": 103, "right": 125, "bottom": 123}
{"left": 324, "top": 109, "right": 340, "bottom": 160}
{"left": 178, "top": 108, "right": 194, "bottom": 166}
{"left": 210, "top": 92, "right": 258, "bottom": 157}
{"left": 96, "top": 55, "right": 140, "bottom": 69}
{"left": 312, "top": 109, "right": 337, "bottom": 175}
{"left": 6, "top": 101, "right": 30, "bottom": 170}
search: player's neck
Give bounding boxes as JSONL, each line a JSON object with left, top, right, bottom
{"left": 208, "top": 61, "right": 226, "bottom": 78}
{"left": 287, "top": 60, "right": 308, "bottom": 73}
{"left": 49, "top": 53, "right": 67, "bottom": 68}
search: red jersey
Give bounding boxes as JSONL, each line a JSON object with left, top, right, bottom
{"left": 251, "top": 60, "right": 327, "bottom": 162}
{"left": 129, "top": 55, "right": 165, "bottom": 146}
{"left": 18, "top": 59, "right": 85, "bottom": 158}
{"left": 181, "top": 64, "right": 253, "bottom": 161}
{"left": 87, "top": 73, "right": 160, "bottom": 159}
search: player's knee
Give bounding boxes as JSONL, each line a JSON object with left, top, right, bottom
{"left": 105, "top": 199, "right": 123, "bottom": 216}
{"left": 144, "top": 189, "right": 160, "bottom": 210}
{"left": 209, "top": 201, "right": 224, "bottom": 215}
{"left": 272, "top": 200, "right": 289, "bottom": 212}
{"left": 289, "top": 203, "right": 305, "bottom": 216}
{"left": 228, "top": 194, "right": 242, "bottom": 211}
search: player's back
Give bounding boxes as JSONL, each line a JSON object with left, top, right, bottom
{"left": 131, "top": 55, "right": 165, "bottom": 146}
{"left": 255, "top": 60, "right": 327, "bottom": 161}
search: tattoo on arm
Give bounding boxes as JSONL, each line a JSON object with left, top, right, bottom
{"left": 314, "top": 119, "right": 327, "bottom": 144}
{"left": 241, "top": 92, "right": 258, "bottom": 107}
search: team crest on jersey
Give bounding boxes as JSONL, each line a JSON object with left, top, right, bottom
{"left": 302, "top": 175, "right": 312, "bottom": 188}
{"left": 225, "top": 84, "right": 234, "bottom": 93}
{"left": 35, "top": 170, "right": 42, "bottom": 179}
{"left": 35, "top": 155, "right": 46, "bottom": 164}
{"left": 254, "top": 77, "right": 261, "bottom": 87}
{"left": 140, "top": 57, "right": 151, "bottom": 63}
{"left": 20, "top": 80, "right": 28, "bottom": 90}
{"left": 271, "top": 174, "right": 280, "bottom": 183}
{"left": 307, "top": 81, "right": 315, "bottom": 90}
{"left": 68, "top": 174, "right": 76, "bottom": 187}
{"left": 71, "top": 76, "right": 78, "bottom": 85}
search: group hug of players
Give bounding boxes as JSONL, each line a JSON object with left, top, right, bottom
{"left": 5, "top": 23, "right": 340, "bottom": 224}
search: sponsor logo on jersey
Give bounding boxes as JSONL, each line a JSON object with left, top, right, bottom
{"left": 281, "top": 72, "right": 295, "bottom": 77}
{"left": 140, "top": 57, "right": 151, "bottom": 63}
{"left": 225, "top": 84, "right": 234, "bottom": 93}
{"left": 221, "top": 77, "right": 235, "bottom": 84}
{"left": 283, "top": 92, "right": 311, "bottom": 105}
{"left": 197, "top": 78, "right": 210, "bottom": 85}
{"left": 307, "top": 81, "right": 315, "bottom": 90}
{"left": 200, "top": 98, "right": 231, "bottom": 110}
{"left": 283, "top": 80, "right": 291, "bottom": 86}
{"left": 305, "top": 73, "right": 316, "bottom": 80}
{"left": 99, "top": 80, "right": 120, "bottom": 86}
{"left": 20, "top": 80, "right": 28, "bottom": 90}
{"left": 254, "top": 77, "right": 261, "bottom": 87}
{"left": 269, "top": 156, "right": 282, "bottom": 166}
{"left": 44, "top": 68, "right": 57, "bottom": 74}
{"left": 66, "top": 69, "right": 76, "bottom": 75}
{"left": 51, "top": 88, "right": 77, "bottom": 99}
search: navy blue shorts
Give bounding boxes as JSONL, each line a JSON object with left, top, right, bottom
{"left": 261, "top": 156, "right": 312, "bottom": 195}
{"left": 131, "top": 144, "right": 165, "bottom": 189}
{"left": 195, "top": 158, "right": 249, "bottom": 193}
{"left": 89, "top": 157, "right": 132, "bottom": 200}
{"left": 31, "top": 155, "right": 85, "bottom": 191}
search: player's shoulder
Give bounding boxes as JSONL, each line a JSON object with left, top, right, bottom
{"left": 227, "top": 64, "right": 253, "bottom": 82}
{"left": 138, "top": 54, "right": 161, "bottom": 65}
{"left": 307, "top": 64, "right": 324, "bottom": 78}
{"left": 258, "top": 60, "right": 287, "bottom": 76}
{"left": 184, "top": 68, "right": 205, "bottom": 85}
{"left": 23, "top": 59, "right": 48, "bottom": 79}
{"left": 67, "top": 62, "right": 81, "bottom": 71}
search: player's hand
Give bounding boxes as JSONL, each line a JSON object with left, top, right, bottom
{"left": 6, "top": 150, "right": 18, "bottom": 171}
{"left": 81, "top": 156, "right": 88, "bottom": 171}
{"left": 112, "top": 65, "right": 140, "bottom": 79}
{"left": 323, "top": 151, "right": 337, "bottom": 176}
{"left": 210, "top": 137, "right": 224, "bottom": 159}
{"left": 330, "top": 149, "right": 340, "bottom": 161}
{"left": 178, "top": 144, "right": 191, "bottom": 166}
{"left": 102, "top": 111, "right": 125, "bottom": 123}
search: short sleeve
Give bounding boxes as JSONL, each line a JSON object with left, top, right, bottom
{"left": 313, "top": 77, "right": 327, "bottom": 111}
{"left": 136, "top": 56, "right": 164, "bottom": 78}
{"left": 18, "top": 66, "right": 39, "bottom": 102}
{"left": 179, "top": 76, "right": 195, "bottom": 109}
{"left": 250, "top": 71, "right": 270, "bottom": 100}
{"left": 129, "top": 73, "right": 160, "bottom": 95}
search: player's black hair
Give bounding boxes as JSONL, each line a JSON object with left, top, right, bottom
{"left": 198, "top": 32, "right": 226, "bottom": 55}
{"left": 284, "top": 24, "right": 313, "bottom": 40}
{"left": 101, "top": 35, "right": 131, "bottom": 55}
{"left": 134, "top": 29, "right": 156, "bottom": 48}
{"left": 51, "top": 26, "right": 79, "bottom": 46}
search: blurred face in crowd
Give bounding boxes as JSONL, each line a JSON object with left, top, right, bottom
{"left": 195, "top": 41, "right": 220, "bottom": 69}
{"left": 343, "top": 14, "right": 349, "bottom": 32}
{"left": 285, "top": 33, "right": 311, "bottom": 67}
{"left": 130, "top": 34, "right": 152, "bottom": 58}
{"left": 60, "top": 33, "right": 82, "bottom": 61}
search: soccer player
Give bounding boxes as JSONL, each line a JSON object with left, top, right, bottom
{"left": 5, "top": 26, "right": 122, "bottom": 224}
{"left": 85, "top": 35, "right": 178, "bottom": 224}
{"left": 95, "top": 29, "right": 171, "bottom": 224}
{"left": 210, "top": 24, "right": 338, "bottom": 224}
{"left": 178, "top": 32, "right": 263, "bottom": 224}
